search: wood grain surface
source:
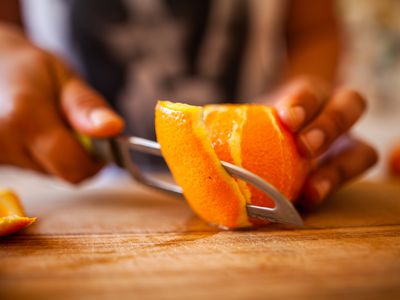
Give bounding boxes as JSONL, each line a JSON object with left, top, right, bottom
{"left": 0, "top": 167, "right": 400, "bottom": 300}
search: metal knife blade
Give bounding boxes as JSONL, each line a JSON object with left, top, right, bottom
{"left": 91, "top": 136, "right": 304, "bottom": 227}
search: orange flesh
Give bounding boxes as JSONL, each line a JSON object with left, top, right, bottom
{"left": 156, "top": 102, "right": 249, "bottom": 228}
{"left": 204, "top": 105, "right": 247, "bottom": 165}
{"left": 156, "top": 101, "right": 309, "bottom": 228}
{"left": 241, "top": 106, "right": 285, "bottom": 207}
{"left": 204, "top": 105, "right": 251, "bottom": 201}
{"left": 241, "top": 106, "right": 309, "bottom": 207}
{"left": 0, "top": 189, "right": 36, "bottom": 236}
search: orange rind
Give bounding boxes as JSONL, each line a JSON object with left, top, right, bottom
{"left": 156, "top": 102, "right": 250, "bottom": 228}
{"left": 156, "top": 101, "right": 310, "bottom": 228}
{"left": 0, "top": 189, "right": 36, "bottom": 237}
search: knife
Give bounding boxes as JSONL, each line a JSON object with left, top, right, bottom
{"left": 83, "top": 136, "right": 304, "bottom": 227}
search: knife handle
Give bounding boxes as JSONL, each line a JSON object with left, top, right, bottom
{"left": 75, "top": 133, "right": 119, "bottom": 164}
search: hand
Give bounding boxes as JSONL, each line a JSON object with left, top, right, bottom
{"left": 273, "top": 77, "right": 378, "bottom": 208}
{"left": 0, "top": 24, "right": 124, "bottom": 183}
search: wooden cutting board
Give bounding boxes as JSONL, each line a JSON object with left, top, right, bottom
{"left": 0, "top": 167, "right": 400, "bottom": 299}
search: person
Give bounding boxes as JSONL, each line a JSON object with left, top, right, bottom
{"left": 0, "top": 0, "right": 377, "bottom": 208}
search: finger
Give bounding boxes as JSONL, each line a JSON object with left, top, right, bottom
{"left": 0, "top": 128, "right": 45, "bottom": 172}
{"left": 0, "top": 143, "right": 46, "bottom": 173}
{"left": 12, "top": 147, "right": 46, "bottom": 173}
{"left": 275, "top": 77, "right": 329, "bottom": 132}
{"left": 29, "top": 126, "right": 103, "bottom": 183}
{"left": 299, "top": 138, "right": 378, "bottom": 209}
{"left": 61, "top": 78, "right": 124, "bottom": 138}
{"left": 298, "top": 89, "right": 367, "bottom": 157}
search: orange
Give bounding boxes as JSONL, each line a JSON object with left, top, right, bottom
{"left": 156, "top": 102, "right": 249, "bottom": 228}
{"left": 203, "top": 104, "right": 251, "bottom": 201}
{"left": 156, "top": 101, "right": 309, "bottom": 228}
{"left": 240, "top": 105, "right": 309, "bottom": 207}
{"left": 0, "top": 189, "right": 36, "bottom": 236}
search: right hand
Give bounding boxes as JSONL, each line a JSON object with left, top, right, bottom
{"left": 0, "top": 24, "right": 124, "bottom": 183}
{"left": 273, "top": 77, "right": 378, "bottom": 208}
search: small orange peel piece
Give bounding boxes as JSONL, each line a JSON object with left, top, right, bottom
{"left": 156, "top": 101, "right": 310, "bottom": 229}
{"left": 0, "top": 189, "right": 36, "bottom": 237}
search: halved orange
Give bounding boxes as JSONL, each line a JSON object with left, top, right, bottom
{"left": 156, "top": 101, "right": 310, "bottom": 228}
{"left": 0, "top": 189, "right": 36, "bottom": 236}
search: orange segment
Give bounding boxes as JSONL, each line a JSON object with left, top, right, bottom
{"left": 241, "top": 106, "right": 309, "bottom": 208}
{"left": 204, "top": 104, "right": 248, "bottom": 164}
{"left": 0, "top": 189, "right": 36, "bottom": 236}
{"left": 155, "top": 101, "right": 250, "bottom": 228}
{"left": 241, "top": 106, "right": 285, "bottom": 207}
{"left": 204, "top": 104, "right": 251, "bottom": 201}
{"left": 275, "top": 110, "right": 310, "bottom": 200}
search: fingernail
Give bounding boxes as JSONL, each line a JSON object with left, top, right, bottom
{"left": 90, "top": 108, "right": 122, "bottom": 128}
{"left": 314, "top": 179, "right": 331, "bottom": 201}
{"left": 282, "top": 106, "right": 306, "bottom": 131}
{"left": 301, "top": 129, "right": 325, "bottom": 154}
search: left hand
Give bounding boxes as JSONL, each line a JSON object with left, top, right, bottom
{"left": 271, "top": 77, "right": 378, "bottom": 209}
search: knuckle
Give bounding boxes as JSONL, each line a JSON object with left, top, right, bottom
{"left": 293, "top": 75, "right": 321, "bottom": 89}
{"left": 72, "top": 91, "right": 100, "bottom": 107}
{"left": 296, "top": 86, "right": 317, "bottom": 104}
{"left": 63, "top": 79, "right": 105, "bottom": 109}
{"left": 287, "top": 81, "right": 320, "bottom": 108}
{"left": 348, "top": 90, "right": 367, "bottom": 110}
{"left": 11, "top": 90, "right": 36, "bottom": 116}
{"left": 363, "top": 143, "right": 379, "bottom": 167}
{"left": 337, "top": 89, "right": 367, "bottom": 113}
{"left": 333, "top": 163, "right": 349, "bottom": 183}
{"left": 326, "top": 109, "right": 348, "bottom": 137}
{"left": 321, "top": 160, "right": 348, "bottom": 185}
{"left": 291, "top": 77, "right": 328, "bottom": 108}
{"left": 0, "top": 90, "right": 41, "bottom": 134}
{"left": 294, "top": 77, "right": 313, "bottom": 90}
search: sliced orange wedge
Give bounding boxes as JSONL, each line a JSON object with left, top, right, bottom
{"left": 0, "top": 189, "right": 36, "bottom": 236}
{"left": 156, "top": 101, "right": 310, "bottom": 228}
{"left": 156, "top": 102, "right": 250, "bottom": 228}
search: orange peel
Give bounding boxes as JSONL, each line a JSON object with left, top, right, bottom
{"left": 156, "top": 101, "right": 310, "bottom": 228}
{"left": 0, "top": 189, "right": 36, "bottom": 237}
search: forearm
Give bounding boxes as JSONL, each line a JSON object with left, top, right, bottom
{"left": 283, "top": 28, "right": 341, "bottom": 86}
{"left": 282, "top": 0, "right": 341, "bottom": 86}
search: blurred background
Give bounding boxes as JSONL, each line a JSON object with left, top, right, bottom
{"left": 338, "top": 0, "right": 400, "bottom": 178}
{"left": 12, "top": 0, "right": 400, "bottom": 180}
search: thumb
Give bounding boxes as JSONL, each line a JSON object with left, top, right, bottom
{"left": 60, "top": 78, "right": 124, "bottom": 137}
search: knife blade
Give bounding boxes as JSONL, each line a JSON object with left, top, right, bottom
{"left": 89, "top": 136, "right": 304, "bottom": 227}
